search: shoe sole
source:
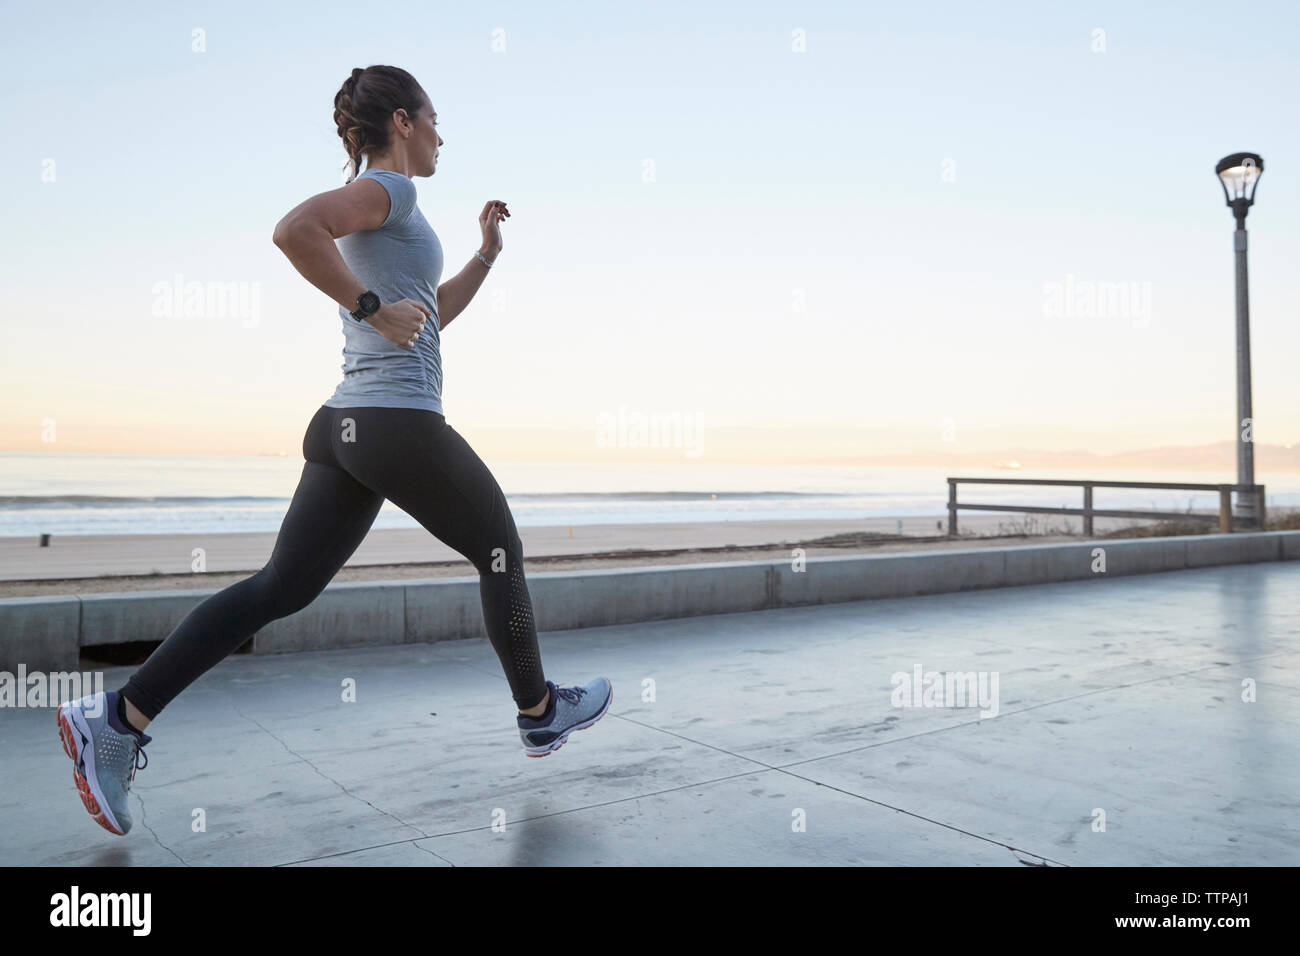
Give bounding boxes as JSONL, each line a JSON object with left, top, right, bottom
{"left": 523, "top": 684, "right": 613, "bottom": 758}
{"left": 56, "top": 704, "right": 126, "bottom": 836}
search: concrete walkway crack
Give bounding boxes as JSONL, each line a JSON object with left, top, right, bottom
{"left": 133, "top": 791, "right": 188, "bottom": 866}
{"left": 229, "top": 703, "right": 456, "bottom": 867}
{"left": 610, "top": 713, "right": 1071, "bottom": 866}
{"left": 272, "top": 765, "right": 780, "bottom": 866}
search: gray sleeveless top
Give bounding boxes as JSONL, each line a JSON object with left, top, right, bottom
{"left": 323, "top": 168, "right": 445, "bottom": 413}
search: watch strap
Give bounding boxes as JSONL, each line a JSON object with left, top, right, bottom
{"left": 350, "top": 290, "right": 381, "bottom": 322}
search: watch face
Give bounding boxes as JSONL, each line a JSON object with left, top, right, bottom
{"left": 358, "top": 291, "right": 380, "bottom": 314}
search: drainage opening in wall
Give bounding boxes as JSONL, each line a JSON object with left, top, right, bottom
{"left": 79, "top": 636, "right": 255, "bottom": 668}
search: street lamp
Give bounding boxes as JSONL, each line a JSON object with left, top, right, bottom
{"left": 1215, "top": 152, "right": 1264, "bottom": 526}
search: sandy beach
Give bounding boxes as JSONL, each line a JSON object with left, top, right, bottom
{"left": 0, "top": 512, "right": 1153, "bottom": 597}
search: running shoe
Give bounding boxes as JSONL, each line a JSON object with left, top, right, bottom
{"left": 56, "top": 690, "right": 152, "bottom": 836}
{"left": 517, "top": 678, "right": 612, "bottom": 757}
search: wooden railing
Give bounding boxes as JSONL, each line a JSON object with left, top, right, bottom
{"left": 946, "top": 478, "right": 1266, "bottom": 536}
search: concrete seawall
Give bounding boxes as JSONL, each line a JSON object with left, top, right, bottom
{"left": 4, "top": 531, "right": 1298, "bottom": 672}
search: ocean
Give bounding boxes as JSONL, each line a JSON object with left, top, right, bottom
{"left": 2, "top": 452, "right": 1297, "bottom": 537}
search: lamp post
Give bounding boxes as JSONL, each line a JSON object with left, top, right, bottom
{"left": 1215, "top": 152, "right": 1264, "bottom": 526}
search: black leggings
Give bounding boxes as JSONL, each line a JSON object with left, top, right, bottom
{"left": 120, "top": 405, "right": 547, "bottom": 719}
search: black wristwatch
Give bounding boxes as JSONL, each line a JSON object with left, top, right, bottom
{"left": 350, "top": 290, "right": 381, "bottom": 323}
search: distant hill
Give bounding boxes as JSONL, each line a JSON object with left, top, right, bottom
{"left": 1102, "top": 441, "right": 1300, "bottom": 470}
{"left": 817, "top": 440, "right": 1300, "bottom": 471}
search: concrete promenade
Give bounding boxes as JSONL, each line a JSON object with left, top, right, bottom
{"left": 2, "top": 559, "right": 1296, "bottom": 866}
{"left": 4, "top": 530, "right": 1297, "bottom": 672}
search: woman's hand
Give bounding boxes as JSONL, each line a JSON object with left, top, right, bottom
{"left": 368, "top": 298, "right": 431, "bottom": 348}
{"left": 479, "top": 199, "right": 510, "bottom": 257}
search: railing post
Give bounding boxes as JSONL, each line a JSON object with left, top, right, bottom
{"left": 1257, "top": 484, "right": 1267, "bottom": 528}
{"left": 947, "top": 479, "right": 957, "bottom": 537}
{"left": 1082, "top": 483, "right": 1093, "bottom": 536}
{"left": 1219, "top": 487, "right": 1232, "bottom": 533}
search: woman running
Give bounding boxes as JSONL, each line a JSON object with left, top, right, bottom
{"left": 56, "top": 64, "right": 612, "bottom": 836}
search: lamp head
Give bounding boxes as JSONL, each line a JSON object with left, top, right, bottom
{"left": 1216, "top": 152, "right": 1264, "bottom": 223}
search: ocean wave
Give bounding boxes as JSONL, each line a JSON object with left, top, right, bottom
{"left": 0, "top": 490, "right": 868, "bottom": 508}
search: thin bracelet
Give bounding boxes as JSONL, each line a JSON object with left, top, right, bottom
{"left": 474, "top": 250, "right": 495, "bottom": 269}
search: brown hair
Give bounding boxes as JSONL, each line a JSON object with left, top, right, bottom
{"left": 333, "top": 65, "right": 426, "bottom": 183}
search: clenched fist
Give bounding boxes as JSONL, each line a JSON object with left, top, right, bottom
{"left": 367, "top": 298, "right": 432, "bottom": 348}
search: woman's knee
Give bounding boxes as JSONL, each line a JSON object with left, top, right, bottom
{"left": 259, "top": 559, "right": 326, "bottom": 619}
{"left": 475, "top": 527, "right": 524, "bottom": 576}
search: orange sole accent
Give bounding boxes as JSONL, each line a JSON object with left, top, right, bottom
{"left": 57, "top": 708, "right": 78, "bottom": 762}
{"left": 527, "top": 738, "right": 564, "bottom": 757}
{"left": 57, "top": 708, "right": 125, "bottom": 836}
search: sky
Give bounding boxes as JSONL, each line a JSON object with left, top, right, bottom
{"left": 1, "top": 0, "right": 1297, "bottom": 464}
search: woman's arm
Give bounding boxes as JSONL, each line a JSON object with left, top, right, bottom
{"left": 272, "top": 180, "right": 430, "bottom": 349}
{"left": 435, "top": 249, "right": 493, "bottom": 331}
{"left": 272, "top": 179, "right": 388, "bottom": 310}
{"left": 435, "top": 199, "right": 509, "bottom": 331}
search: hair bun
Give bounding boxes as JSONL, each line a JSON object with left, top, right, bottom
{"left": 333, "top": 65, "right": 421, "bottom": 184}
{"left": 341, "top": 66, "right": 365, "bottom": 100}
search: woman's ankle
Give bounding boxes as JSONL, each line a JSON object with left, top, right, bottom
{"left": 123, "top": 695, "right": 151, "bottom": 733}
{"left": 518, "top": 687, "right": 550, "bottom": 718}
